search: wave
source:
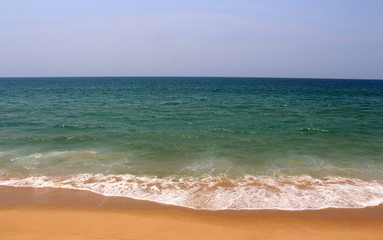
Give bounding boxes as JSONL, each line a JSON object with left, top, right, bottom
{"left": 299, "top": 128, "right": 330, "bottom": 133}
{"left": 55, "top": 124, "right": 106, "bottom": 130}
{"left": 1, "top": 173, "right": 382, "bottom": 210}
{"left": 10, "top": 136, "right": 101, "bottom": 143}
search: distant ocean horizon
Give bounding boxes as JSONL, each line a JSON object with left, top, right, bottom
{"left": 1, "top": 77, "right": 382, "bottom": 210}
{"left": 2, "top": 76, "right": 383, "bottom": 80}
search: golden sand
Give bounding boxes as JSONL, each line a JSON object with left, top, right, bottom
{"left": 1, "top": 186, "right": 383, "bottom": 240}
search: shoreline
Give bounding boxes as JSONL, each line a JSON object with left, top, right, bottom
{"left": 1, "top": 185, "right": 383, "bottom": 240}
{"left": 1, "top": 185, "right": 383, "bottom": 219}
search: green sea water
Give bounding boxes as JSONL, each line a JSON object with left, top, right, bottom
{"left": 1, "top": 77, "right": 383, "bottom": 210}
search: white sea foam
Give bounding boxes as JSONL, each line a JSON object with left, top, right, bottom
{"left": 10, "top": 151, "right": 97, "bottom": 161}
{"left": 1, "top": 174, "right": 383, "bottom": 210}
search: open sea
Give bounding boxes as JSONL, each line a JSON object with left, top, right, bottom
{"left": 0, "top": 77, "right": 382, "bottom": 210}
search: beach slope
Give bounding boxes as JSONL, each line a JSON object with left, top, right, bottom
{"left": 1, "top": 186, "right": 383, "bottom": 240}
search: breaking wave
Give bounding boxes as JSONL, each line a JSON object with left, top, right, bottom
{"left": 1, "top": 173, "right": 382, "bottom": 210}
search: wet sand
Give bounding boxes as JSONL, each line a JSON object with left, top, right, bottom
{"left": 1, "top": 186, "right": 383, "bottom": 240}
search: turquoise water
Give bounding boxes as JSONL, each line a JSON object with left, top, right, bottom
{"left": 1, "top": 77, "right": 383, "bottom": 210}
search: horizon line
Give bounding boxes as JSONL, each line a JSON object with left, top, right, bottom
{"left": 0, "top": 76, "right": 382, "bottom": 81}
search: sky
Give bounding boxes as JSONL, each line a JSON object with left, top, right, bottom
{"left": 1, "top": 0, "right": 383, "bottom": 79}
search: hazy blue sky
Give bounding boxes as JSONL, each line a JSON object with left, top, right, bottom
{"left": 1, "top": 0, "right": 382, "bottom": 79}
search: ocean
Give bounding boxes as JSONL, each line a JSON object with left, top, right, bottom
{"left": 0, "top": 77, "right": 382, "bottom": 210}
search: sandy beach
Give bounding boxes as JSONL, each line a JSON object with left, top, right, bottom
{"left": 1, "top": 186, "right": 383, "bottom": 240}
